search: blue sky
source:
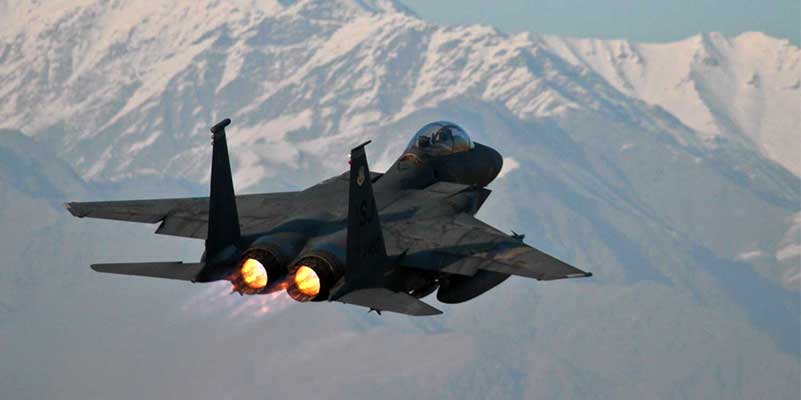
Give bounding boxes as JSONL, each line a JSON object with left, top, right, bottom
{"left": 400, "top": 0, "right": 800, "bottom": 44}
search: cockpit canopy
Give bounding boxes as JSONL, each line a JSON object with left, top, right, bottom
{"left": 405, "top": 121, "right": 474, "bottom": 157}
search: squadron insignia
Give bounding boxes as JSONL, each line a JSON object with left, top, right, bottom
{"left": 356, "top": 166, "right": 366, "bottom": 187}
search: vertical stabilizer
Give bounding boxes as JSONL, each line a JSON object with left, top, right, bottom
{"left": 206, "top": 118, "right": 241, "bottom": 259}
{"left": 335, "top": 141, "right": 388, "bottom": 295}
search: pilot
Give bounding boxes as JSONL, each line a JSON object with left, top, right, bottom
{"left": 432, "top": 126, "right": 453, "bottom": 144}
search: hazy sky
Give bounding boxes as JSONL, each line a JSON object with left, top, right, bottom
{"left": 400, "top": 0, "right": 800, "bottom": 44}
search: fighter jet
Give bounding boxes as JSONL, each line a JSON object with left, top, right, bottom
{"left": 66, "top": 119, "right": 591, "bottom": 316}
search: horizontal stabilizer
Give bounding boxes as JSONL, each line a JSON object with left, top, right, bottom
{"left": 91, "top": 262, "right": 205, "bottom": 281}
{"left": 337, "top": 288, "right": 442, "bottom": 316}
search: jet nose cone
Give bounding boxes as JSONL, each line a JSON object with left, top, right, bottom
{"left": 472, "top": 142, "right": 503, "bottom": 186}
{"left": 488, "top": 145, "right": 503, "bottom": 180}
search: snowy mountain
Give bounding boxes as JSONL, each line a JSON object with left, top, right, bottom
{"left": 0, "top": 1, "right": 798, "bottom": 399}
{"left": 2, "top": 0, "right": 797, "bottom": 183}
{"left": 538, "top": 32, "right": 801, "bottom": 176}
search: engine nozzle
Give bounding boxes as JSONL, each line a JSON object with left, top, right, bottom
{"left": 240, "top": 258, "right": 268, "bottom": 289}
{"left": 286, "top": 251, "right": 343, "bottom": 302}
{"left": 230, "top": 247, "right": 286, "bottom": 295}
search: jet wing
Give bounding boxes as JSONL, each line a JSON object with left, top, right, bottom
{"left": 65, "top": 171, "right": 386, "bottom": 239}
{"left": 65, "top": 192, "right": 297, "bottom": 239}
{"left": 386, "top": 214, "right": 592, "bottom": 281}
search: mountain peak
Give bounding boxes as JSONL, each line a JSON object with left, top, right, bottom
{"left": 734, "top": 31, "right": 796, "bottom": 47}
{"left": 291, "top": 0, "right": 415, "bottom": 15}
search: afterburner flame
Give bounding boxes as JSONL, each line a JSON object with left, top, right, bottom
{"left": 240, "top": 258, "right": 268, "bottom": 289}
{"left": 294, "top": 266, "right": 320, "bottom": 298}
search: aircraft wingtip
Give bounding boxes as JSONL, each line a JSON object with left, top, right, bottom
{"left": 352, "top": 140, "right": 372, "bottom": 151}
{"left": 210, "top": 118, "right": 231, "bottom": 134}
{"left": 63, "top": 202, "right": 82, "bottom": 217}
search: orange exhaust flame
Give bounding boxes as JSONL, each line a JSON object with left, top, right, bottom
{"left": 294, "top": 266, "right": 321, "bottom": 298}
{"left": 240, "top": 258, "right": 267, "bottom": 289}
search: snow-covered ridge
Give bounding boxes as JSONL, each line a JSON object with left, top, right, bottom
{"left": 1, "top": 1, "right": 796, "bottom": 182}
{"left": 537, "top": 32, "right": 801, "bottom": 175}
